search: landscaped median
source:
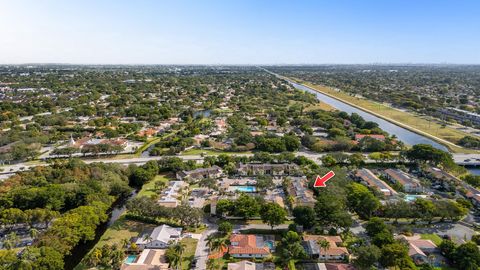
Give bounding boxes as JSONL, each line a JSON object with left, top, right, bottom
{"left": 292, "top": 78, "right": 479, "bottom": 154}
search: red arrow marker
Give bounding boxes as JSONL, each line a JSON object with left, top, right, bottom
{"left": 313, "top": 171, "right": 335, "bottom": 187}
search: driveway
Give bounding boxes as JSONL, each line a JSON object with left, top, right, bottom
{"left": 193, "top": 218, "right": 218, "bottom": 270}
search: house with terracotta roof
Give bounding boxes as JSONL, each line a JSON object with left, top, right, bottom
{"left": 354, "top": 134, "right": 385, "bottom": 142}
{"left": 396, "top": 235, "right": 439, "bottom": 264}
{"left": 137, "top": 128, "right": 158, "bottom": 138}
{"left": 384, "top": 169, "right": 423, "bottom": 193}
{"left": 228, "top": 234, "right": 275, "bottom": 258}
{"left": 302, "top": 235, "right": 350, "bottom": 261}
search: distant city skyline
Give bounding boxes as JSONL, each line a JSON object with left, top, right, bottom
{"left": 1, "top": 0, "right": 479, "bottom": 64}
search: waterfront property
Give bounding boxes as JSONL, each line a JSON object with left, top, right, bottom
{"left": 354, "top": 134, "right": 385, "bottom": 142}
{"left": 354, "top": 169, "right": 397, "bottom": 197}
{"left": 135, "top": 224, "right": 182, "bottom": 250}
{"left": 384, "top": 168, "right": 423, "bottom": 193}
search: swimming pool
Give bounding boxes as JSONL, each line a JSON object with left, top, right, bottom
{"left": 404, "top": 194, "right": 428, "bottom": 202}
{"left": 265, "top": 241, "right": 274, "bottom": 250}
{"left": 125, "top": 255, "right": 137, "bottom": 264}
{"left": 230, "top": 185, "right": 256, "bottom": 192}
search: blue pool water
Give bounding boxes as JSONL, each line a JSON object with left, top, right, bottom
{"left": 405, "top": 194, "right": 428, "bottom": 202}
{"left": 232, "top": 186, "right": 256, "bottom": 192}
{"left": 125, "top": 255, "right": 137, "bottom": 264}
{"left": 265, "top": 241, "right": 274, "bottom": 250}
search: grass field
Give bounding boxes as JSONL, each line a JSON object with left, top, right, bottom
{"left": 421, "top": 233, "right": 443, "bottom": 246}
{"left": 137, "top": 174, "right": 171, "bottom": 198}
{"left": 179, "top": 238, "right": 198, "bottom": 270}
{"left": 295, "top": 79, "right": 479, "bottom": 154}
{"left": 305, "top": 101, "right": 335, "bottom": 112}
{"left": 134, "top": 137, "right": 162, "bottom": 156}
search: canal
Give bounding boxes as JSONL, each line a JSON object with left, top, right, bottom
{"left": 64, "top": 190, "right": 137, "bottom": 270}
{"left": 286, "top": 80, "right": 449, "bottom": 152}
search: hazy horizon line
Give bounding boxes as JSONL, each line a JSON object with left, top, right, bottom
{"left": 2, "top": 62, "right": 480, "bottom": 66}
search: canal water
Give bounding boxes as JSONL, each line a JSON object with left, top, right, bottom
{"left": 64, "top": 190, "right": 137, "bottom": 270}
{"left": 287, "top": 80, "right": 449, "bottom": 151}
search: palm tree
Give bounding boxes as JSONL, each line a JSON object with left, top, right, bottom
{"left": 206, "top": 233, "right": 217, "bottom": 250}
{"left": 172, "top": 241, "right": 186, "bottom": 269}
{"left": 317, "top": 239, "right": 330, "bottom": 261}
{"left": 88, "top": 248, "right": 102, "bottom": 267}
{"left": 7, "top": 232, "right": 19, "bottom": 249}
{"left": 29, "top": 228, "right": 38, "bottom": 239}
{"left": 3, "top": 239, "right": 13, "bottom": 250}
{"left": 210, "top": 237, "right": 229, "bottom": 255}
{"left": 121, "top": 238, "right": 130, "bottom": 249}
{"left": 207, "top": 258, "right": 221, "bottom": 270}
{"left": 143, "top": 234, "right": 153, "bottom": 248}
{"left": 165, "top": 247, "right": 180, "bottom": 269}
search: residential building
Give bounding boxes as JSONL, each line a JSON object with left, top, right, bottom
{"left": 396, "top": 235, "right": 439, "bottom": 265}
{"left": 384, "top": 169, "right": 423, "bottom": 193}
{"left": 135, "top": 225, "right": 182, "bottom": 250}
{"left": 287, "top": 177, "right": 316, "bottom": 207}
{"left": 302, "top": 235, "right": 350, "bottom": 261}
{"left": 236, "top": 163, "right": 300, "bottom": 176}
{"left": 176, "top": 165, "right": 222, "bottom": 181}
{"left": 228, "top": 234, "right": 274, "bottom": 258}
{"left": 354, "top": 134, "right": 385, "bottom": 142}
{"left": 424, "top": 167, "right": 480, "bottom": 206}
{"left": 158, "top": 181, "right": 188, "bottom": 208}
{"left": 354, "top": 169, "right": 397, "bottom": 196}
{"left": 120, "top": 249, "right": 170, "bottom": 270}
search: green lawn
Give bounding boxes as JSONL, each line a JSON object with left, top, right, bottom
{"left": 74, "top": 218, "right": 156, "bottom": 270}
{"left": 421, "top": 233, "right": 443, "bottom": 246}
{"left": 137, "top": 174, "right": 171, "bottom": 198}
{"left": 180, "top": 238, "right": 198, "bottom": 270}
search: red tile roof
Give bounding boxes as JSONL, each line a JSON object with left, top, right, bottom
{"left": 228, "top": 234, "right": 270, "bottom": 255}
{"left": 355, "top": 134, "right": 385, "bottom": 141}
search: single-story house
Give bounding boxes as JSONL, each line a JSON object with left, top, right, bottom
{"left": 228, "top": 234, "right": 274, "bottom": 258}
{"left": 135, "top": 225, "right": 182, "bottom": 250}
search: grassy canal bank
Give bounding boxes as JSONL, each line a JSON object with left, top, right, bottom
{"left": 291, "top": 78, "right": 479, "bottom": 154}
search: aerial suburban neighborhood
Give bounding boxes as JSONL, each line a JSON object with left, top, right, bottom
{"left": 1, "top": 1, "right": 480, "bottom": 270}
{"left": 1, "top": 64, "right": 480, "bottom": 270}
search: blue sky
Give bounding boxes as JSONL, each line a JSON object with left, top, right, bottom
{"left": 1, "top": 0, "right": 479, "bottom": 64}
